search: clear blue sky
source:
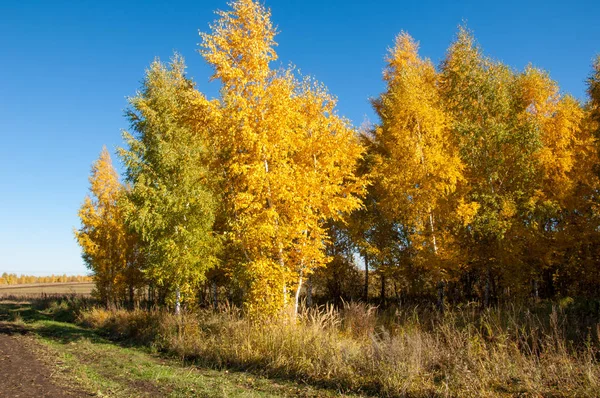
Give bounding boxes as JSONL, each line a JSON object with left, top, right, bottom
{"left": 1, "top": 0, "right": 598, "bottom": 276}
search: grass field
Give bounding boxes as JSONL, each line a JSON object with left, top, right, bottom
{"left": 0, "top": 282, "right": 94, "bottom": 297}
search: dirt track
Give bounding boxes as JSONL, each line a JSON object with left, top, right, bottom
{"left": 0, "top": 322, "right": 88, "bottom": 398}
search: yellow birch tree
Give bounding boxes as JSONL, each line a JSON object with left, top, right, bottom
{"left": 199, "top": 0, "right": 364, "bottom": 316}
{"left": 371, "top": 33, "right": 463, "bottom": 303}
{"left": 75, "top": 147, "right": 142, "bottom": 306}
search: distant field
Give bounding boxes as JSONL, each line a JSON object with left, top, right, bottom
{"left": 0, "top": 282, "right": 94, "bottom": 297}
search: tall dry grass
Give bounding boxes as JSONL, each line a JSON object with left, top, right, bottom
{"left": 74, "top": 300, "right": 600, "bottom": 397}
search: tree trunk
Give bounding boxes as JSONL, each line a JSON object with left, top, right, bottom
{"left": 306, "top": 275, "right": 313, "bottom": 307}
{"left": 294, "top": 271, "right": 303, "bottom": 317}
{"left": 263, "top": 157, "right": 288, "bottom": 308}
{"left": 277, "top": 240, "right": 287, "bottom": 307}
{"left": 211, "top": 280, "right": 218, "bottom": 310}
{"left": 175, "top": 287, "right": 181, "bottom": 315}
{"left": 364, "top": 252, "right": 369, "bottom": 302}
{"left": 380, "top": 273, "right": 386, "bottom": 306}
{"left": 465, "top": 272, "right": 472, "bottom": 301}
{"left": 437, "top": 281, "right": 445, "bottom": 313}
{"left": 428, "top": 210, "right": 438, "bottom": 253}
{"left": 128, "top": 284, "right": 134, "bottom": 309}
{"left": 484, "top": 268, "right": 491, "bottom": 307}
{"left": 394, "top": 281, "right": 401, "bottom": 307}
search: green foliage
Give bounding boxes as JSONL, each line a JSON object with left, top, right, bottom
{"left": 66, "top": 5, "right": 600, "bottom": 394}
{"left": 119, "top": 56, "right": 219, "bottom": 306}
{"left": 440, "top": 27, "right": 541, "bottom": 242}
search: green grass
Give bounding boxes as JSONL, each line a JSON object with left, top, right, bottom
{"left": 0, "top": 300, "right": 360, "bottom": 397}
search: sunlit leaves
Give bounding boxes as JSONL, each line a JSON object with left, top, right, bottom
{"left": 75, "top": 148, "right": 141, "bottom": 305}
{"left": 371, "top": 32, "right": 463, "bottom": 283}
{"left": 200, "top": 0, "right": 364, "bottom": 315}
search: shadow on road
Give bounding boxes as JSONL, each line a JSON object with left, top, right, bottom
{"left": 0, "top": 322, "right": 29, "bottom": 335}
{"left": 0, "top": 300, "right": 102, "bottom": 344}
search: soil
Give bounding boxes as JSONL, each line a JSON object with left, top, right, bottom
{"left": 0, "top": 322, "right": 90, "bottom": 398}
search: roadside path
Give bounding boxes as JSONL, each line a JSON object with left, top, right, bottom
{"left": 0, "top": 322, "right": 88, "bottom": 398}
{"left": 0, "top": 301, "right": 364, "bottom": 397}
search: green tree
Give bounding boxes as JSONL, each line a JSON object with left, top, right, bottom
{"left": 119, "top": 56, "right": 219, "bottom": 311}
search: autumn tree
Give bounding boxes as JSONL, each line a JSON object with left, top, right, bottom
{"left": 119, "top": 56, "right": 219, "bottom": 312}
{"left": 511, "top": 66, "right": 594, "bottom": 297}
{"left": 75, "top": 147, "right": 142, "bottom": 306}
{"left": 370, "top": 33, "right": 463, "bottom": 306}
{"left": 556, "top": 55, "right": 600, "bottom": 296}
{"left": 200, "top": 0, "right": 364, "bottom": 316}
{"left": 439, "top": 27, "right": 544, "bottom": 304}
{"left": 346, "top": 130, "right": 385, "bottom": 302}
{"left": 589, "top": 56, "right": 600, "bottom": 128}
{"left": 0, "top": 273, "right": 12, "bottom": 285}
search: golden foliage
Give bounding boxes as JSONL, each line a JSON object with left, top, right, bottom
{"left": 372, "top": 32, "right": 464, "bottom": 280}
{"left": 200, "top": 0, "right": 365, "bottom": 315}
{"left": 75, "top": 148, "right": 141, "bottom": 305}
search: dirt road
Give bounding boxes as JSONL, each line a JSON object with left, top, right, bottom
{"left": 0, "top": 322, "right": 89, "bottom": 398}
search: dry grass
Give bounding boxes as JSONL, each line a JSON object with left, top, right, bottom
{"left": 74, "top": 301, "right": 600, "bottom": 397}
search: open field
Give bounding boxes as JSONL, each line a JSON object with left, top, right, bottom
{"left": 0, "top": 282, "right": 94, "bottom": 297}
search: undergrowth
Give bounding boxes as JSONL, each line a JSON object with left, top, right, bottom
{"left": 20, "top": 296, "right": 600, "bottom": 397}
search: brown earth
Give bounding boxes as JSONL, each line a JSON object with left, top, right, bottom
{"left": 0, "top": 283, "right": 94, "bottom": 297}
{"left": 0, "top": 322, "right": 90, "bottom": 398}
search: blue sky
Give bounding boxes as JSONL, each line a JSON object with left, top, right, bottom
{"left": 1, "top": 0, "right": 598, "bottom": 276}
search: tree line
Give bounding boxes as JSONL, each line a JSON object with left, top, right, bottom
{"left": 0, "top": 273, "right": 92, "bottom": 285}
{"left": 75, "top": 0, "right": 600, "bottom": 314}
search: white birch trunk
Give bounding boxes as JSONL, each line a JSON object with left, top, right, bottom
{"left": 175, "top": 287, "right": 181, "bottom": 315}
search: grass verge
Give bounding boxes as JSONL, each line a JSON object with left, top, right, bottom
{"left": 4, "top": 296, "right": 600, "bottom": 397}
{"left": 0, "top": 300, "right": 359, "bottom": 397}
{"left": 79, "top": 301, "right": 600, "bottom": 397}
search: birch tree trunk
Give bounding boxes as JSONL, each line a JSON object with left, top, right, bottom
{"left": 175, "top": 287, "right": 181, "bottom": 315}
